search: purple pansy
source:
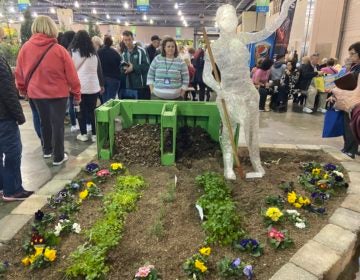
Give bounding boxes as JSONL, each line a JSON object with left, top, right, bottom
{"left": 231, "top": 258, "right": 241, "bottom": 268}
{"left": 85, "top": 163, "right": 99, "bottom": 173}
{"left": 324, "top": 163, "right": 336, "bottom": 171}
{"left": 243, "top": 265, "right": 253, "bottom": 279}
{"left": 34, "top": 210, "right": 44, "bottom": 221}
{"left": 59, "top": 213, "right": 69, "bottom": 220}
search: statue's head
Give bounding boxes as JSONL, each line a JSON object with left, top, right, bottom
{"left": 216, "top": 4, "right": 238, "bottom": 33}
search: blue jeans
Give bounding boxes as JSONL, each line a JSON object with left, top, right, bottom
{"left": 0, "top": 119, "right": 24, "bottom": 196}
{"left": 68, "top": 95, "right": 76, "bottom": 126}
{"left": 29, "top": 99, "right": 41, "bottom": 139}
{"left": 103, "top": 77, "right": 121, "bottom": 103}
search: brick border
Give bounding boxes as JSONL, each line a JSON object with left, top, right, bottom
{"left": 0, "top": 143, "right": 358, "bottom": 279}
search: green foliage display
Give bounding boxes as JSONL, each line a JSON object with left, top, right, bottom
{"left": 88, "top": 20, "right": 101, "bottom": 38}
{"left": 66, "top": 175, "right": 146, "bottom": 279}
{"left": 0, "top": 43, "right": 20, "bottom": 67}
{"left": 196, "top": 172, "right": 245, "bottom": 245}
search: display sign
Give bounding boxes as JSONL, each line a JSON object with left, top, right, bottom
{"left": 137, "top": 0, "right": 150, "bottom": 12}
{"left": 256, "top": 0, "right": 270, "bottom": 13}
{"left": 176, "top": 27, "right": 181, "bottom": 39}
{"left": 56, "top": 8, "right": 74, "bottom": 31}
{"left": 18, "top": 0, "right": 30, "bottom": 11}
{"left": 247, "top": 32, "right": 276, "bottom": 68}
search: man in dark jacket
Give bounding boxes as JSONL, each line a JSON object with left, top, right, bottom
{"left": 121, "top": 30, "right": 150, "bottom": 99}
{"left": 0, "top": 56, "right": 33, "bottom": 201}
{"left": 296, "top": 53, "right": 323, "bottom": 113}
{"left": 98, "top": 36, "right": 122, "bottom": 102}
{"left": 145, "top": 35, "right": 161, "bottom": 63}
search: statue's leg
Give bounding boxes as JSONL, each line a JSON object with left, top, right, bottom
{"left": 217, "top": 100, "right": 237, "bottom": 180}
{"left": 244, "top": 105, "right": 265, "bottom": 175}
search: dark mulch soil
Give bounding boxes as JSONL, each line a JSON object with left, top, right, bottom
{"left": 0, "top": 124, "right": 348, "bottom": 280}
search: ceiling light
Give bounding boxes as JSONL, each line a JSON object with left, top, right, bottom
{"left": 84, "top": 18, "right": 88, "bottom": 22}
{"left": 74, "top": 1, "right": 80, "bottom": 8}
{"left": 0, "top": 13, "right": 3, "bottom": 18}
{"left": 214, "top": 22, "right": 218, "bottom": 28}
{"left": 96, "top": 21, "right": 100, "bottom": 25}
{"left": 116, "top": 18, "right": 120, "bottom": 23}
{"left": 32, "top": 12, "right": 38, "bottom": 17}
{"left": 19, "top": 15, "right": 24, "bottom": 21}
{"left": 124, "top": 2, "right": 129, "bottom": 9}
{"left": 50, "top": 7, "right": 56, "bottom": 14}
{"left": 125, "top": 21, "right": 129, "bottom": 26}
{"left": 142, "top": 14, "right": 147, "bottom": 20}
{"left": 106, "top": 14, "right": 110, "bottom": 19}
{"left": 174, "top": 3, "right": 178, "bottom": 9}
{"left": 178, "top": 10, "right": 182, "bottom": 16}
{"left": 92, "top": 8, "right": 97, "bottom": 14}
{"left": 180, "top": 15, "right": 184, "bottom": 20}
{"left": 9, "top": 6, "right": 15, "bottom": 13}
{"left": 150, "top": 19, "right": 154, "bottom": 24}
{"left": 8, "top": 19, "right": 14, "bottom": 23}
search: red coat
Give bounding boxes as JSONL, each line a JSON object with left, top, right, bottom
{"left": 15, "top": 33, "right": 81, "bottom": 101}
{"left": 188, "top": 64, "right": 195, "bottom": 86}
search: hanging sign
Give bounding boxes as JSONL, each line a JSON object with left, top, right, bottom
{"left": 18, "top": 0, "right": 30, "bottom": 11}
{"left": 256, "top": 0, "right": 270, "bottom": 13}
{"left": 56, "top": 8, "right": 74, "bottom": 30}
{"left": 175, "top": 27, "right": 181, "bottom": 39}
{"left": 137, "top": 0, "right": 150, "bottom": 12}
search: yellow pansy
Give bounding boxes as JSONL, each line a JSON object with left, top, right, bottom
{"left": 194, "top": 259, "right": 207, "bottom": 273}
{"left": 110, "top": 163, "right": 123, "bottom": 170}
{"left": 287, "top": 191, "right": 297, "bottom": 204}
{"left": 199, "top": 247, "right": 211, "bottom": 256}
{"left": 323, "top": 173, "right": 329, "bottom": 180}
{"left": 21, "top": 257, "right": 31, "bottom": 266}
{"left": 86, "top": 181, "right": 95, "bottom": 188}
{"left": 303, "top": 198, "right": 311, "bottom": 205}
{"left": 44, "top": 248, "right": 57, "bottom": 262}
{"left": 294, "top": 203, "right": 302, "bottom": 208}
{"left": 312, "top": 168, "right": 321, "bottom": 176}
{"left": 79, "top": 189, "right": 89, "bottom": 200}
{"left": 34, "top": 245, "right": 44, "bottom": 256}
{"left": 265, "top": 207, "right": 283, "bottom": 222}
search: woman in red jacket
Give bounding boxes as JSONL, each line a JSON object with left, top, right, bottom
{"left": 15, "top": 16, "right": 81, "bottom": 166}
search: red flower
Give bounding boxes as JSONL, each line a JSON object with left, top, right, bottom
{"left": 268, "top": 228, "right": 285, "bottom": 241}
{"left": 96, "top": 169, "right": 110, "bottom": 177}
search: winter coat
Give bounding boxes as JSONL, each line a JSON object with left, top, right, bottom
{"left": 15, "top": 33, "right": 81, "bottom": 101}
{"left": 0, "top": 56, "right": 25, "bottom": 124}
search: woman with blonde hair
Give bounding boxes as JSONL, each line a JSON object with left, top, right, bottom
{"left": 15, "top": 15, "right": 81, "bottom": 166}
{"left": 92, "top": 36, "right": 103, "bottom": 51}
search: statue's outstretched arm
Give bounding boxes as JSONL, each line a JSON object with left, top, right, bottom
{"left": 203, "top": 52, "right": 221, "bottom": 93}
{"left": 240, "top": 0, "right": 296, "bottom": 44}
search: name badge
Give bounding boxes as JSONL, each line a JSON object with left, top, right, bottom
{"left": 164, "top": 78, "right": 170, "bottom": 85}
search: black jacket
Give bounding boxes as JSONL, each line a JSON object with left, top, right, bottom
{"left": 0, "top": 56, "right": 25, "bottom": 124}
{"left": 145, "top": 44, "right": 160, "bottom": 63}
{"left": 296, "top": 63, "right": 319, "bottom": 91}
{"left": 97, "top": 46, "right": 122, "bottom": 80}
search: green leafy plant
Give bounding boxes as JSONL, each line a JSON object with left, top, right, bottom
{"left": 265, "top": 195, "right": 285, "bottom": 209}
{"left": 183, "top": 253, "right": 209, "bottom": 280}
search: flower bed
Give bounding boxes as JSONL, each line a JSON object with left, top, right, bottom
{"left": 0, "top": 149, "right": 349, "bottom": 279}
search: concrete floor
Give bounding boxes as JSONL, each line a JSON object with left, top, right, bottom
{"left": 0, "top": 100, "right": 354, "bottom": 219}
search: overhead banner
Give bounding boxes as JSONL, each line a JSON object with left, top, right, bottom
{"left": 273, "top": 0, "right": 297, "bottom": 56}
{"left": 18, "top": 0, "right": 30, "bottom": 11}
{"left": 56, "top": 8, "right": 74, "bottom": 30}
{"left": 247, "top": 32, "right": 276, "bottom": 68}
{"left": 256, "top": 0, "right": 270, "bottom": 13}
{"left": 175, "top": 27, "right": 181, "bottom": 39}
{"left": 137, "top": 0, "right": 149, "bottom": 12}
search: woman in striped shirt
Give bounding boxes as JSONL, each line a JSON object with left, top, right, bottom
{"left": 147, "top": 37, "right": 189, "bottom": 100}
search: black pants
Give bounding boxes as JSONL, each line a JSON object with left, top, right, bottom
{"left": 343, "top": 113, "right": 358, "bottom": 155}
{"left": 196, "top": 82, "right": 210, "bottom": 101}
{"left": 79, "top": 94, "right": 98, "bottom": 136}
{"left": 33, "top": 98, "right": 67, "bottom": 162}
{"left": 258, "top": 87, "right": 270, "bottom": 110}
{"left": 137, "top": 87, "right": 151, "bottom": 100}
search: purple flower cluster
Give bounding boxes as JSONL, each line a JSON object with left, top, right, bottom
{"left": 311, "top": 192, "right": 329, "bottom": 201}
{"left": 85, "top": 163, "right": 99, "bottom": 173}
{"left": 239, "top": 238, "right": 259, "bottom": 249}
{"left": 324, "top": 163, "right": 336, "bottom": 171}
{"left": 34, "top": 210, "right": 44, "bottom": 221}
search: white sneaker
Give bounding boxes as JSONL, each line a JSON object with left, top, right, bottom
{"left": 53, "top": 153, "right": 68, "bottom": 166}
{"left": 303, "top": 107, "right": 313, "bottom": 114}
{"left": 91, "top": 135, "right": 97, "bottom": 142}
{"left": 70, "top": 125, "right": 79, "bottom": 132}
{"left": 77, "top": 134, "right": 89, "bottom": 142}
{"left": 317, "top": 108, "right": 327, "bottom": 113}
{"left": 43, "top": 153, "right": 52, "bottom": 158}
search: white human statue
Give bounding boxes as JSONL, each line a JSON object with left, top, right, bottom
{"left": 203, "top": 0, "right": 296, "bottom": 180}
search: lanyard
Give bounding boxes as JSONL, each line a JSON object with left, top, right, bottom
{"left": 164, "top": 57, "right": 174, "bottom": 74}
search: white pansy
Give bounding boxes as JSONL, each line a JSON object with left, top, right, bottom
{"left": 72, "top": 223, "right": 81, "bottom": 234}
{"left": 54, "top": 223, "right": 63, "bottom": 236}
{"left": 332, "top": 171, "right": 344, "bottom": 178}
{"left": 295, "top": 222, "right": 306, "bottom": 229}
{"left": 286, "top": 209, "right": 300, "bottom": 216}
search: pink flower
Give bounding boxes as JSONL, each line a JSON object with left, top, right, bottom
{"left": 135, "top": 265, "right": 153, "bottom": 278}
{"left": 268, "top": 228, "right": 285, "bottom": 241}
{"left": 96, "top": 169, "right": 110, "bottom": 177}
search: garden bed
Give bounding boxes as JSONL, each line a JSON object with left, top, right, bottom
{"left": 0, "top": 145, "right": 348, "bottom": 279}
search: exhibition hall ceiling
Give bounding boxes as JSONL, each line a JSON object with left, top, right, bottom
{"left": 0, "top": 0, "right": 256, "bottom": 26}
